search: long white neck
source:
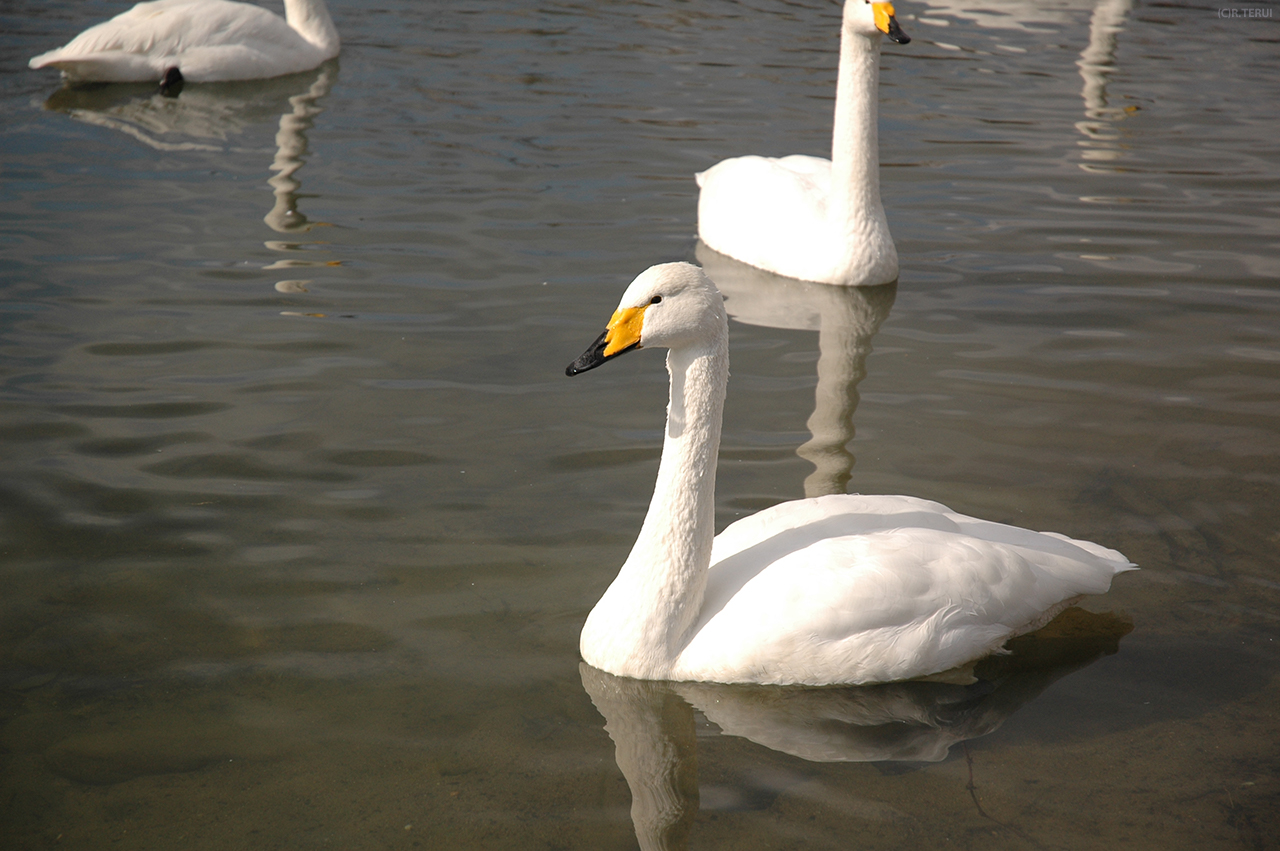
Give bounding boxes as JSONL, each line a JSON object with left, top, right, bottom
{"left": 581, "top": 334, "right": 729, "bottom": 679}
{"left": 829, "top": 17, "right": 896, "bottom": 282}
{"left": 284, "top": 0, "right": 341, "bottom": 54}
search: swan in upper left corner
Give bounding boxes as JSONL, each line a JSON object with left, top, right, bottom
{"left": 28, "top": 0, "right": 339, "bottom": 85}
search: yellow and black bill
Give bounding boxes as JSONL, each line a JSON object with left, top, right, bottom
{"left": 565, "top": 305, "right": 645, "bottom": 376}
{"left": 874, "top": 2, "right": 911, "bottom": 45}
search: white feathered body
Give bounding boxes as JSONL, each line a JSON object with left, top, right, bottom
{"left": 671, "top": 494, "right": 1133, "bottom": 685}
{"left": 696, "top": 152, "right": 897, "bottom": 287}
{"left": 573, "top": 264, "right": 1134, "bottom": 687}
{"left": 29, "top": 0, "right": 339, "bottom": 83}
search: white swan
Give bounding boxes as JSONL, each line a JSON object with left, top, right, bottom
{"left": 695, "top": 0, "right": 908, "bottom": 287}
{"left": 28, "top": 0, "right": 339, "bottom": 84}
{"left": 566, "top": 263, "right": 1135, "bottom": 686}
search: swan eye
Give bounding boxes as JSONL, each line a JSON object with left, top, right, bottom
{"left": 649, "top": 295, "right": 662, "bottom": 305}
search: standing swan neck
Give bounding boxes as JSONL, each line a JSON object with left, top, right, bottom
{"left": 831, "top": 17, "right": 884, "bottom": 238}
{"left": 581, "top": 320, "right": 729, "bottom": 679}
{"left": 284, "top": 0, "right": 341, "bottom": 54}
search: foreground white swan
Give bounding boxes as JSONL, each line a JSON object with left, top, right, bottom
{"left": 28, "top": 0, "right": 339, "bottom": 84}
{"left": 566, "top": 263, "right": 1134, "bottom": 685}
{"left": 696, "top": 0, "right": 908, "bottom": 286}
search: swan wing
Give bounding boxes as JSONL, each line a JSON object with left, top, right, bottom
{"left": 696, "top": 155, "right": 838, "bottom": 281}
{"left": 696, "top": 155, "right": 831, "bottom": 225}
{"left": 29, "top": 0, "right": 316, "bottom": 81}
{"left": 677, "top": 494, "right": 1133, "bottom": 685}
{"left": 768, "top": 154, "right": 834, "bottom": 178}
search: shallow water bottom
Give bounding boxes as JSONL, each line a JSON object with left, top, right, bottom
{"left": 4, "top": 614, "right": 1277, "bottom": 851}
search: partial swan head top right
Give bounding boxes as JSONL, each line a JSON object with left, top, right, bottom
{"left": 566, "top": 263, "right": 1135, "bottom": 686}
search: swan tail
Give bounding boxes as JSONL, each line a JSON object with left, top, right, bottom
{"left": 1041, "top": 531, "right": 1136, "bottom": 573}
{"left": 29, "top": 52, "right": 162, "bottom": 82}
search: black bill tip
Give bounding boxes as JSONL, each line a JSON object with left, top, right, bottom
{"left": 566, "top": 328, "right": 640, "bottom": 376}
{"left": 886, "top": 17, "right": 910, "bottom": 44}
{"left": 566, "top": 329, "right": 610, "bottom": 376}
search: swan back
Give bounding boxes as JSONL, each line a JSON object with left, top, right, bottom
{"left": 676, "top": 494, "right": 1135, "bottom": 685}
{"left": 29, "top": 0, "right": 339, "bottom": 83}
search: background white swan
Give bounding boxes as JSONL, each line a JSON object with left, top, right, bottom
{"left": 566, "top": 263, "right": 1134, "bottom": 686}
{"left": 28, "top": 0, "right": 339, "bottom": 84}
{"left": 695, "top": 0, "right": 909, "bottom": 287}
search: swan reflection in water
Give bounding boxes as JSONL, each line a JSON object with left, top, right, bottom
{"left": 918, "top": 0, "right": 1135, "bottom": 170}
{"left": 697, "top": 243, "right": 895, "bottom": 498}
{"left": 40, "top": 63, "right": 339, "bottom": 291}
{"left": 583, "top": 608, "right": 1131, "bottom": 851}
{"left": 1075, "top": 0, "right": 1134, "bottom": 170}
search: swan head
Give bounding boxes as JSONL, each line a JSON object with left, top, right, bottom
{"left": 566, "top": 263, "right": 727, "bottom": 376}
{"left": 846, "top": 0, "right": 911, "bottom": 45}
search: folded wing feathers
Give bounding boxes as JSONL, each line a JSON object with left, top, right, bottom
{"left": 686, "top": 494, "right": 1133, "bottom": 684}
{"left": 31, "top": 1, "right": 300, "bottom": 69}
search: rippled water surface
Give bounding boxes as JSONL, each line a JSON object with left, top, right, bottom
{"left": 2, "top": 1, "right": 1278, "bottom": 848}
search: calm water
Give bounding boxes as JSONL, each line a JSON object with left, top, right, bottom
{"left": 2, "top": 0, "right": 1278, "bottom": 848}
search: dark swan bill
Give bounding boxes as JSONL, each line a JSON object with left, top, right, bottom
{"left": 566, "top": 329, "right": 611, "bottom": 376}
{"left": 566, "top": 329, "right": 641, "bottom": 376}
{"left": 885, "top": 15, "right": 910, "bottom": 44}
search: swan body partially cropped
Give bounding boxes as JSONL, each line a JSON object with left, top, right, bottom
{"left": 28, "top": 0, "right": 339, "bottom": 84}
{"left": 566, "top": 263, "right": 1134, "bottom": 686}
{"left": 695, "top": 1, "right": 908, "bottom": 287}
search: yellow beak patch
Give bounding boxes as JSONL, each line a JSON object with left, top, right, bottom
{"left": 873, "top": 2, "right": 897, "bottom": 35}
{"left": 603, "top": 305, "right": 646, "bottom": 357}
